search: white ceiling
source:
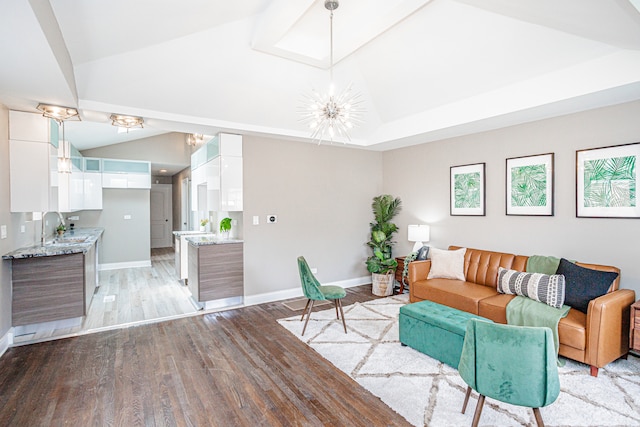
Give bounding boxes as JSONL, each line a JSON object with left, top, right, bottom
{"left": 1, "top": 0, "right": 640, "bottom": 161}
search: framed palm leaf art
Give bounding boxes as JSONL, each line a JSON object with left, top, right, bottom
{"left": 450, "top": 163, "right": 485, "bottom": 216}
{"left": 506, "top": 153, "right": 554, "bottom": 216}
{"left": 577, "top": 142, "right": 639, "bottom": 218}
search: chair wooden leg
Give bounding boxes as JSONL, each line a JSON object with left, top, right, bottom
{"left": 334, "top": 299, "right": 339, "bottom": 319}
{"left": 301, "top": 300, "right": 315, "bottom": 336}
{"left": 462, "top": 386, "right": 472, "bottom": 414}
{"left": 337, "top": 298, "right": 347, "bottom": 333}
{"left": 532, "top": 408, "right": 545, "bottom": 427}
{"left": 300, "top": 299, "right": 311, "bottom": 321}
{"left": 471, "top": 394, "right": 485, "bottom": 427}
{"left": 590, "top": 365, "right": 599, "bottom": 377}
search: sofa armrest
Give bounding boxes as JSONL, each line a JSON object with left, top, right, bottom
{"left": 585, "top": 289, "right": 636, "bottom": 368}
{"left": 409, "top": 259, "right": 431, "bottom": 285}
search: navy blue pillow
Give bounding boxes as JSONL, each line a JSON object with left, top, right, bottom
{"left": 416, "top": 246, "right": 430, "bottom": 260}
{"left": 556, "top": 258, "right": 618, "bottom": 313}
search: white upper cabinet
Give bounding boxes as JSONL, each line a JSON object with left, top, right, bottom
{"left": 9, "top": 110, "right": 51, "bottom": 143}
{"left": 8, "top": 111, "right": 59, "bottom": 212}
{"left": 191, "top": 133, "right": 243, "bottom": 213}
{"left": 83, "top": 158, "right": 102, "bottom": 210}
{"left": 102, "top": 159, "right": 151, "bottom": 189}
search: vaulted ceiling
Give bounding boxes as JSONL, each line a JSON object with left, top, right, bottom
{"left": 1, "top": 0, "right": 640, "bottom": 153}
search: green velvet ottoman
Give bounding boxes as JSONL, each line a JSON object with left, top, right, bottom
{"left": 399, "top": 300, "right": 492, "bottom": 368}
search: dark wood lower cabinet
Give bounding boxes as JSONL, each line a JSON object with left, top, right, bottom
{"left": 188, "top": 242, "right": 243, "bottom": 302}
{"left": 12, "top": 253, "right": 85, "bottom": 326}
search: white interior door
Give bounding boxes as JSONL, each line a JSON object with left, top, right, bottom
{"left": 150, "top": 184, "right": 173, "bottom": 248}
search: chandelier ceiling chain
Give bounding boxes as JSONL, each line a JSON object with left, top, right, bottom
{"left": 299, "top": 0, "right": 364, "bottom": 144}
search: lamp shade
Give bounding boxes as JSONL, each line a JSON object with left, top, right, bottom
{"left": 408, "top": 224, "right": 430, "bottom": 252}
{"left": 408, "top": 225, "right": 430, "bottom": 242}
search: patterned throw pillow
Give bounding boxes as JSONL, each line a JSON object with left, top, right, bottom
{"left": 497, "top": 267, "right": 566, "bottom": 309}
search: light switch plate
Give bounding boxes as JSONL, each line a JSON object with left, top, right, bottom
{"left": 252, "top": 216, "right": 259, "bottom": 225}
{"left": 0, "top": 225, "right": 6, "bottom": 239}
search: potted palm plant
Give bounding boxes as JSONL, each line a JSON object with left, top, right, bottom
{"left": 366, "top": 194, "right": 402, "bottom": 296}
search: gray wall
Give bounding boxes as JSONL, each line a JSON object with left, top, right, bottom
{"left": 383, "top": 100, "right": 640, "bottom": 296}
{"left": 242, "top": 135, "right": 382, "bottom": 297}
{"left": 74, "top": 189, "right": 151, "bottom": 265}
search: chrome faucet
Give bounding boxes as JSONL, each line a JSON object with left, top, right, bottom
{"left": 41, "top": 211, "right": 66, "bottom": 246}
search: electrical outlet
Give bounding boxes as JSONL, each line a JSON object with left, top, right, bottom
{"left": 311, "top": 267, "right": 317, "bottom": 274}
{"left": 252, "top": 216, "right": 259, "bottom": 225}
{"left": 20, "top": 225, "right": 25, "bottom": 233}
{"left": 124, "top": 215, "right": 132, "bottom": 220}
{"left": 1, "top": 225, "right": 6, "bottom": 239}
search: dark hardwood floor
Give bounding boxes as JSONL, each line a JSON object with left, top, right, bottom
{"left": 0, "top": 285, "right": 410, "bottom": 426}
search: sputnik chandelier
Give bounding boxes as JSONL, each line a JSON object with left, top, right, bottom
{"left": 299, "top": 0, "right": 364, "bottom": 144}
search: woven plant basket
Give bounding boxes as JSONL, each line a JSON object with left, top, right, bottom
{"left": 372, "top": 272, "right": 394, "bottom": 296}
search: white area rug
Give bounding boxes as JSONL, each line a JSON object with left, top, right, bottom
{"left": 278, "top": 294, "right": 640, "bottom": 426}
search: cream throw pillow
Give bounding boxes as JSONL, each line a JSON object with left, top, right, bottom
{"left": 427, "top": 247, "right": 466, "bottom": 280}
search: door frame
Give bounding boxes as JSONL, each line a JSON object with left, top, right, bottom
{"left": 150, "top": 184, "right": 173, "bottom": 248}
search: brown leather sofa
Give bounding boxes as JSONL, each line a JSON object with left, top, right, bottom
{"left": 408, "top": 246, "right": 636, "bottom": 376}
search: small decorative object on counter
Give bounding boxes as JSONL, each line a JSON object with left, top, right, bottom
{"left": 219, "top": 217, "right": 232, "bottom": 239}
{"left": 199, "top": 218, "right": 209, "bottom": 232}
{"left": 56, "top": 223, "right": 66, "bottom": 236}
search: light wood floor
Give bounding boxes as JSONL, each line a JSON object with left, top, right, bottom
{"left": 0, "top": 285, "right": 408, "bottom": 426}
{"left": 13, "top": 248, "right": 197, "bottom": 344}
{"left": 84, "top": 247, "right": 196, "bottom": 330}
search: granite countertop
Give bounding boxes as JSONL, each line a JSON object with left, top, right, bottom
{"left": 185, "top": 236, "right": 243, "bottom": 246}
{"left": 2, "top": 227, "right": 104, "bottom": 260}
{"left": 172, "top": 230, "right": 216, "bottom": 237}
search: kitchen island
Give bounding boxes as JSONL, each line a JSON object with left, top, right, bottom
{"left": 186, "top": 236, "right": 243, "bottom": 310}
{"left": 2, "top": 228, "right": 103, "bottom": 327}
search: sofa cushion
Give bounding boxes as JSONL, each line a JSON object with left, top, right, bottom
{"left": 497, "top": 267, "right": 566, "bottom": 309}
{"left": 558, "top": 308, "right": 587, "bottom": 351}
{"left": 556, "top": 258, "right": 619, "bottom": 314}
{"left": 412, "top": 278, "right": 497, "bottom": 315}
{"left": 478, "top": 293, "right": 515, "bottom": 324}
{"left": 427, "top": 247, "right": 466, "bottom": 281}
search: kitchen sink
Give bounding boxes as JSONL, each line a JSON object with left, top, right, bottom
{"left": 44, "top": 236, "right": 89, "bottom": 247}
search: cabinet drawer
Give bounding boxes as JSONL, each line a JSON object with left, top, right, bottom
{"left": 633, "top": 329, "right": 640, "bottom": 352}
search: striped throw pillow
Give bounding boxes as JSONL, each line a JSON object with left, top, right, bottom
{"left": 497, "top": 267, "right": 566, "bottom": 309}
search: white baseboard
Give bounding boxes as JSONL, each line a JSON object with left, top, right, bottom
{"left": 243, "top": 276, "right": 370, "bottom": 307}
{"left": 0, "top": 328, "right": 12, "bottom": 358}
{"left": 99, "top": 260, "right": 151, "bottom": 271}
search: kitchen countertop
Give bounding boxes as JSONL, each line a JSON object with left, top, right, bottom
{"left": 186, "top": 236, "right": 243, "bottom": 246}
{"left": 2, "top": 227, "right": 104, "bottom": 259}
{"left": 173, "top": 230, "right": 215, "bottom": 237}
